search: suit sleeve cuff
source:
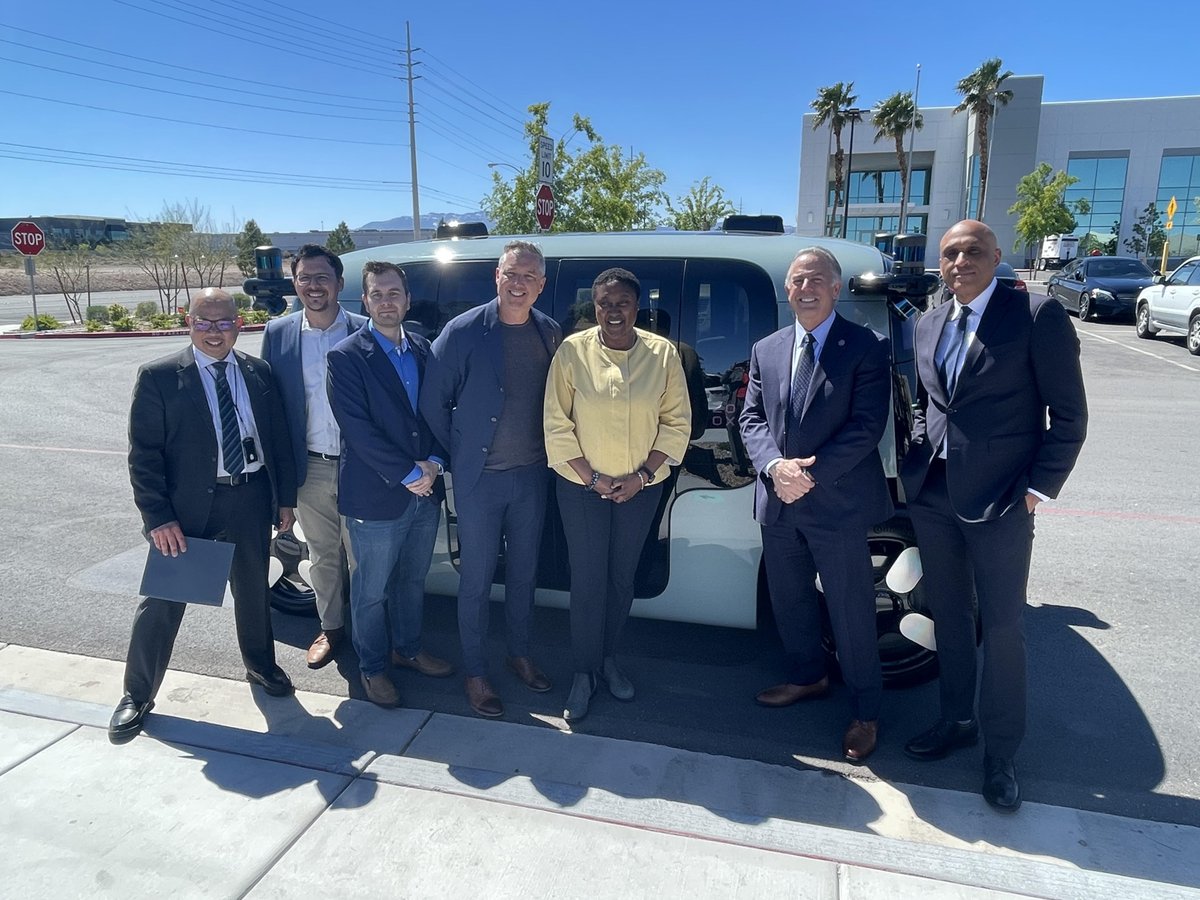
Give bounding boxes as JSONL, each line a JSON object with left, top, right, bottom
{"left": 764, "top": 457, "right": 783, "bottom": 477}
{"left": 1027, "top": 488, "right": 1051, "bottom": 503}
{"left": 402, "top": 464, "right": 422, "bottom": 485}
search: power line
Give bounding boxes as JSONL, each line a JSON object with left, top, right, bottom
{"left": 416, "top": 106, "right": 524, "bottom": 166}
{"left": 0, "top": 90, "right": 404, "bottom": 147}
{"left": 420, "top": 77, "right": 526, "bottom": 141}
{"left": 421, "top": 48, "right": 528, "bottom": 120}
{"left": 189, "top": 0, "right": 400, "bottom": 58}
{"left": 421, "top": 66, "right": 527, "bottom": 135}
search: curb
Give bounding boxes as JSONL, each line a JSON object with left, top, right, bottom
{"left": 0, "top": 323, "right": 268, "bottom": 340}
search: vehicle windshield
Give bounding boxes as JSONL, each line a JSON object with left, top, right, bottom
{"left": 1089, "top": 259, "right": 1152, "bottom": 278}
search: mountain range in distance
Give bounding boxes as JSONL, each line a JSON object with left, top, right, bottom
{"left": 358, "top": 211, "right": 491, "bottom": 231}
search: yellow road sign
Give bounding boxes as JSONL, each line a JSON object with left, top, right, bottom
{"left": 1165, "top": 222, "right": 1173, "bottom": 230}
{"left": 1166, "top": 195, "right": 1178, "bottom": 220}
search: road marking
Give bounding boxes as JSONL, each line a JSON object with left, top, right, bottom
{"left": 1077, "top": 328, "right": 1200, "bottom": 372}
{"left": 0, "top": 442, "right": 124, "bottom": 456}
{"left": 1042, "top": 506, "right": 1200, "bottom": 526}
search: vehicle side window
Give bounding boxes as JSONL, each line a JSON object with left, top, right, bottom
{"left": 1188, "top": 264, "right": 1200, "bottom": 286}
{"left": 553, "top": 258, "right": 684, "bottom": 336}
{"left": 1170, "top": 262, "right": 1198, "bottom": 286}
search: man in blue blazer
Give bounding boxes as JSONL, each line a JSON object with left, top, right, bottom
{"left": 900, "top": 220, "right": 1087, "bottom": 812}
{"left": 261, "top": 244, "right": 367, "bottom": 669}
{"left": 740, "top": 247, "right": 893, "bottom": 763}
{"left": 420, "top": 240, "right": 562, "bottom": 718}
{"left": 327, "top": 261, "right": 452, "bottom": 708}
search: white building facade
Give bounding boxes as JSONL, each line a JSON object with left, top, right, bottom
{"left": 796, "top": 76, "right": 1200, "bottom": 267}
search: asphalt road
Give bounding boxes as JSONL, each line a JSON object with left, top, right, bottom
{"left": 2, "top": 304, "right": 1198, "bottom": 827}
{"left": 0, "top": 288, "right": 177, "bottom": 328}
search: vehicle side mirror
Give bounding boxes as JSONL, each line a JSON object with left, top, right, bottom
{"left": 1153, "top": 273, "right": 1164, "bottom": 283}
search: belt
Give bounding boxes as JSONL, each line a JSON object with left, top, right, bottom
{"left": 215, "top": 469, "right": 265, "bottom": 487}
{"left": 307, "top": 450, "right": 339, "bottom": 461}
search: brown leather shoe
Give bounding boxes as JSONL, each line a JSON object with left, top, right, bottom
{"left": 755, "top": 676, "right": 829, "bottom": 707}
{"left": 390, "top": 649, "right": 454, "bottom": 678}
{"left": 843, "top": 719, "right": 879, "bottom": 763}
{"left": 465, "top": 676, "right": 504, "bottom": 718}
{"left": 506, "top": 656, "right": 552, "bottom": 693}
{"left": 306, "top": 628, "right": 343, "bottom": 669}
{"left": 360, "top": 673, "right": 400, "bottom": 708}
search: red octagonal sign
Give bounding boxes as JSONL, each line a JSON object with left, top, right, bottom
{"left": 11, "top": 221, "right": 46, "bottom": 256}
{"left": 535, "top": 184, "right": 555, "bottom": 231}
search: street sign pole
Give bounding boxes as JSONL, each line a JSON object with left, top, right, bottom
{"left": 25, "top": 257, "right": 39, "bottom": 330}
{"left": 11, "top": 221, "right": 47, "bottom": 330}
{"left": 536, "top": 134, "right": 554, "bottom": 233}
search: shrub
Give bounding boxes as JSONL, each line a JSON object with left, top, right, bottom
{"left": 149, "top": 313, "right": 184, "bottom": 330}
{"left": 135, "top": 301, "right": 159, "bottom": 319}
{"left": 85, "top": 319, "right": 105, "bottom": 332}
{"left": 21, "top": 314, "right": 62, "bottom": 331}
{"left": 111, "top": 316, "right": 137, "bottom": 332}
{"left": 241, "top": 309, "right": 270, "bottom": 325}
{"left": 107, "top": 303, "right": 128, "bottom": 321}
{"left": 85, "top": 306, "right": 110, "bottom": 324}
{"left": 232, "top": 292, "right": 252, "bottom": 310}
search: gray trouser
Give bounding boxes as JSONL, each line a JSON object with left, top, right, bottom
{"left": 296, "top": 455, "right": 351, "bottom": 631}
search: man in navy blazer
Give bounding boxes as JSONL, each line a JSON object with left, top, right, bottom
{"left": 261, "top": 244, "right": 367, "bottom": 669}
{"left": 900, "top": 220, "right": 1087, "bottom": 812}
{"left": 327, "top": 261, "right": 452, "bottom": 708}
{"left": 740, "top": 247, "right": 893, "bottom": 763}
{"left": 420, "top": 240, "right": 562, "bottom": 718}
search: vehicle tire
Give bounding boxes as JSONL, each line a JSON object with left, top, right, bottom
{"left": 269, "top": 531, "right": 318, "bottom": 617}
{"left": 1078, "top": 292, "right": 1092, "bottom": 321}
{"left": 814, "top": 514, "right": 977, "bottom": 688}
{"left": 1189, "top": 313, "right": 1200, "bottom": 356}
{"left": 1135, "top": 303, "right": 1155, "bottom": 340}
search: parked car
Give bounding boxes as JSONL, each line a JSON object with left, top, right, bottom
{"left": 1134, "top": 256, "right": 1200, "bottom": 354}
{"left": 929, "top": 262, "right": 1025, "bottom": 305}
{"left": 1046, "top": 256, "right": 1156, "bottom": 321}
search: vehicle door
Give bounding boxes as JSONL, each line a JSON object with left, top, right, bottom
{"left": 1159, "top": 261, "right": 1200, "bottom": 328}
{"left": 1055, "top": 260, "right": 1082, "bottom": 310}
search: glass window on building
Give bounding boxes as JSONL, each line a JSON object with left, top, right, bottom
{"left": 1156, "top": 154, "right": 1200, "bottom": 258}
{"left": 843, "top": 215, "right": 927, "bottom": 245}
{"left": 1066, "top": 156, "right": 1128, "bottom": 253}
{"left": 828, "top": 168, "right": 931, "bottom": 206}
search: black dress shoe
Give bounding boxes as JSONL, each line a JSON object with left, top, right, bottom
{"left": 983, "top": 754, "right": 1021, "bottom": 812}
{"left": 108, "top": 696, "right": 154, "bottom": 745}
{"left": 246, "top": 667, "right": 295, "bottom": 697}
{"left": 904, "top": 719, "right": 980, "bottom": 761}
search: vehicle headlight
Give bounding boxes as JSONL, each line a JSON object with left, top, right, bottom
{"left": 1091, "top": 289, "right": 1115, "bottom": 302}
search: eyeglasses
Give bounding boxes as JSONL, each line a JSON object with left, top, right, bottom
{"left": 191, "top": 318, "right": 238, "bottom": 332}
{"left": 296, "top": 275, "right": 334, "bottom": 287}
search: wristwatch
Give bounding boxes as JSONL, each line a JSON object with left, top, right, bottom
{"left": 433, "top": 460, "right": 445, "bottom": 476}
{"left": 637, "top": 465, "right": 656, "bottom": 485}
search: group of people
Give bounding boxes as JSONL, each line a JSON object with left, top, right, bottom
{"left": 107, "top": 220, "right": 1087, "bottom": 815}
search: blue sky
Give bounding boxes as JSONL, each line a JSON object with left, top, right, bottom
{"left": 0, "top": 0, "right": 1187, "bottom": 232}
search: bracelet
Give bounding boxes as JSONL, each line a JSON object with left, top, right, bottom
{"left": 585, "top": 471, "right": 601, "bottom": 492}
{"left": 637, "top": 465, "right": 656, "bottom": 485}
{"left": 635, "top": 469, "right": 648, "bottom": 488}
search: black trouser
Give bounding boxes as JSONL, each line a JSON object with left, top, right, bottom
{"left": 907, "top": 459, "right": 1035, "bottom": 759}
{"left": 556, "top": 476, "right": 662, "bottom": 674}
{"left": 123, "top": 472, "right": 276, "bottom": 703}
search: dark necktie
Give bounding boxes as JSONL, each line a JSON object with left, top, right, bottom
{"left": 212, "top": 361, "right": 244, "bottom": 475}
{"left": 939, "top": 307, "right": 972, "bottom": 397}
{"left": 785, "top": 333, "right": 815, "bottom": 459}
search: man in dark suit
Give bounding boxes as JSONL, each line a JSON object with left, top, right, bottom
{"left": 740, "top": 247, "right": 893, "bottom": 763}
{"left": 420, "top": 240, "right": 561, "bottom": 718}
{"left": 261, "top": 244, "right": 367, "bottom": 669}
{"left": 328, "top": 261, "right": 452, "bottom": 709}
{"left": 900, "top": 220, "right": 1087, "bottom": 812}
{"left": 108, "top": 289, "right": 298, "bottom": 744}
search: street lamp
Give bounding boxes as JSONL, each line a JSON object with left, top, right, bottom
{"left": 487, "top": 162, "right": 522, "bottom": 175}
{"left": 840, "top": 108, "right": 867, "bottom": 240}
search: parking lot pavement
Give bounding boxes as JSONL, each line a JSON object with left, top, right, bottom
{"left": 2, "top": 644, "right": 1199, "bottom": 899}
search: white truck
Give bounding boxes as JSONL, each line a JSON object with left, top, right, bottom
{"left": 1037, "top": 233, "right": 1080, "bottom": 270}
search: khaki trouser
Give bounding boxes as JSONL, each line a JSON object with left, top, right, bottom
{"left": 295, "top": 455, "right": 351, "bottom": 631}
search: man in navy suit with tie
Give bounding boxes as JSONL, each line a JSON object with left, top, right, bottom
{"left": 327, "top": 261, "right": 452, "bottom": 708}
{"left": 261, "top": 244, "right": 367, "bottom": 669}
{"left": 740, "top": 247, "right": 893, "bottom": 763}
{"left": 900, "top": 220, "right": 1087, "bottom": 812}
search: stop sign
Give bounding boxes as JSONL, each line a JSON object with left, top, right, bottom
{"left": 535, "top": 184, "right": 555, "bottom": 231}
{"left": 11, "top": 221, "right": 46, "bottom": 256}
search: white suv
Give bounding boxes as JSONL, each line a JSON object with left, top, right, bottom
{"left": 1135, "top": 256, "right": 1200, "bottom": 355}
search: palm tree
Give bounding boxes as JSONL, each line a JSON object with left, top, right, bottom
{"left": 953, "top": 58, "right": 1013, "bottom": 219}
{"left": 871, "top": 91, "right": 924, "bottom": 211}
{"left": 811, "top": 82, "right": 860, "bottom": 236}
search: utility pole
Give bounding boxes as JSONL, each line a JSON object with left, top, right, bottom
{"left": 405, "top": 22, "right": 421, "bottom": 241}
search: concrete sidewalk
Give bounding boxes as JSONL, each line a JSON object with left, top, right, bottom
{"left": 1, "top": 644, "right": 1196, "bottom": 899}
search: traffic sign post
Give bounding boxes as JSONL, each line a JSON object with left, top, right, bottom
{"left": 11, "top": 221, "right": 46, "bottom": 330}
{"left": 535, "top": 183, "right": 555, "bottom": 232}
{"left": 537, "top": 135, "right": 554, "bottom": 187}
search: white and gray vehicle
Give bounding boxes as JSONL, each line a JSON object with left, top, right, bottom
{"left": 1134, "top": 255, "right": 1200, "bottom": 354}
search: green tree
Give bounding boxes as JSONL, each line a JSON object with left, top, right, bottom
{"left": 482, "top": 103, "right": 668, "bottom": 233}
{"left": 665, "top": 177, "right": 737, "bottom": 231}
{"left": 1008, "top": 163, "right": 1090, "bottom": 255}
{"left": 327, "top": 221, "right": 356, "bottom": 254}
{"left": 125, "top": 202, "right": 193, "bottom": 312}
{"left": 871, "top": 91, "right": 924, "bottom": 212}
{"left": 1124, "top": 203, "right": 1166, "bottom": 261}
{"left": 236, "top": 219, "right": 267, "bottom": 276}
{"left": 811, "top": 82, "right": 861, "bottom": 236}
{"left": 954, "top": 58, "right": 1014, "bottom": 218}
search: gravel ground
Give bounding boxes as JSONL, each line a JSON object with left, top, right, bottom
{"left": 0, "top": 261, "right": 239, "bottom": 297}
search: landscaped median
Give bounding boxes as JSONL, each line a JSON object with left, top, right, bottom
{"left": 2, "top": 295, "right": 274, "bottom": 339}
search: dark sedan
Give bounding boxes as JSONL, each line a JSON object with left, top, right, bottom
{"left": 1047, "top": 256, "right": 1156, "bottom": 320}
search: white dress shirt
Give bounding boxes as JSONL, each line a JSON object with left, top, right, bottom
{"left": 300, "top": 309, "right": 349, "bottom": 456}
{"left": 192, "top": 347, "right": 264, "bottom": 477}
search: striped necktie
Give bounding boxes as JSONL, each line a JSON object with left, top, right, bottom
{"left": 785, "top": 333, "right": 815, "bottom": 458}
{"left": 211, "top": 361, "right": 244, "bottom": 475}
{"left": 939, "top": 307, "right": 972, "bottom": 397}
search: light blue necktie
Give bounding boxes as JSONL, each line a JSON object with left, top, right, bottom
{"left": 939, "top": 307, "right": 972, "bottom": 396}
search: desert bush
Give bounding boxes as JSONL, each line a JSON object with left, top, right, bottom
{"left": 107, "top": 303, "right": 128, "bottom": 321}
{"left": 111, "top": 316, "right": 137, "bottom": 332}
{"left": 21, "top": 314, "right": 61, "bottom": 331}
{"left": 85, "top": 306, "right": 110, "bottom": 324}
{"left": 85, "top": 319, "right": 105, "bottom": 332}
{"left": 135, "top": 301, "right": 159, "bottom": 319}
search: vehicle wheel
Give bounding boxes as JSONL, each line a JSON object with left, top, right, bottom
{"left": 1189, "top": 314, "right": 1200, "bottom": 356}
{"left": 815, "top": 515, "right": 977, "bottom": 688}
{"left": 269, "top": 531, "right": 318, "bottom": 617}
{"left": 1078, "top": 292, "right": 1092, "bottom": 321}
{"left": 1135, "top": 303, "right": 1155, "bottom": 340}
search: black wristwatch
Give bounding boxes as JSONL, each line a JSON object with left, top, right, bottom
{"left": 637, "top": 465, "right": 656, "bottom": 485}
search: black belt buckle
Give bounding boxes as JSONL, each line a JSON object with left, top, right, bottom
{"left": 216, "top": 470, "right": 258, "bottom": 486}
{"left": 307, "top": 450, "right": 339, "bottom": 461}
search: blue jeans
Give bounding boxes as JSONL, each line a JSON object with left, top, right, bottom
{"left": 344, "top": 497, "right": 441, "bottom": 678}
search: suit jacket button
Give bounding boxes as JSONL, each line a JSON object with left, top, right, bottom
{"left": 411, "top": 431, "right": 419, "bottom": 438}
{"left": 490, "top": 416, "right": 498, "bottom": 423}
{"left": 482, "top": 447, "right": 488, "bottom": 453}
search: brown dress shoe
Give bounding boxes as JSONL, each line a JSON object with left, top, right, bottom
{"left": 390, "top": 649, "right": 454, "bottom": 678}
{"left": 506, "top": 656, "right": 552, "bottom": 693}
{"left": 755, "top": 676, "right": 830, "bottom": 707}
{"left": 361, "top": 672, "right": 400, "bottom": 708}
{"left": 465, "top": 676, "right": 504, "bottom": 718}
{"left": 843, "top": 719, "right": 879, "bottom": 763}
{"left": 306, "top": 628, "right": 343, "bottom": 669}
